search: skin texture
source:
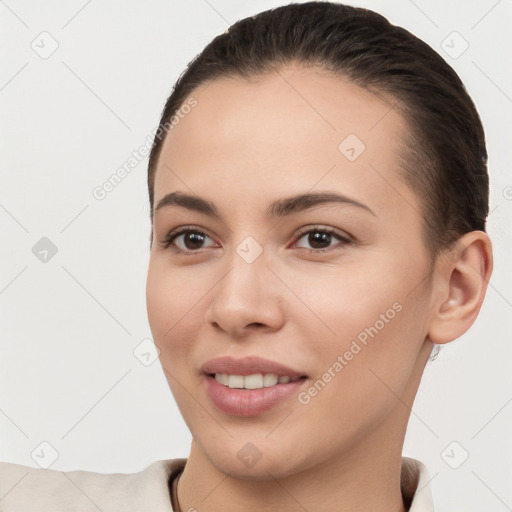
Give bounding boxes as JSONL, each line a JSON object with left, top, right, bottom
{"left": 146, "top": 65, "right": 492, "bottom": 512}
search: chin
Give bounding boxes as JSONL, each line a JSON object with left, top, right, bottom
{"left": 199, "top": 437, "right": 314, "bottom": 481}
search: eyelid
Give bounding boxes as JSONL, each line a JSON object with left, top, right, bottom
{"left": 292, "top": 225, "right": 354, "bottom": 244}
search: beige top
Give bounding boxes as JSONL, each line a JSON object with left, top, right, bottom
{"left": 0, "top": 456, "right": 434, "bottom": 511}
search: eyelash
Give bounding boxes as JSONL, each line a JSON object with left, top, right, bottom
{"left": 159, "top": 225, "right": 353, "bottom": 256}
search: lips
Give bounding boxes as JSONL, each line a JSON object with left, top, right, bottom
{"left": 201, "top": 355, "right": 307, "bottom": 378}
{"left": 201, "top": 356, "right": 309, "bottom": 417}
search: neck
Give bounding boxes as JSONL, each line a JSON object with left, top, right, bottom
{"left": 177, "top": 416, "right": 409, "bottom": 512}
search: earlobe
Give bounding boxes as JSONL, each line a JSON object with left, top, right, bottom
{"left": 428, "top": 231, "right": 493, "bottom": 345}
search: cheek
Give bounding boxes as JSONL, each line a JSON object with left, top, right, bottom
{"left": 288, "top": 259, "right": 407, "bottom": 352}
{"left": 290, "top": 306, "right": 424, "bottom": 463}
{"left": 147, "top": 259, "right": 203, "bottom": 339}
{"left": 292, "top": 256, "right": 428, "bottom": 405}
{"left": 146, "top": 263, "right": 204, "bottom": 423}
{"left": 146, "top": 262, "right": 204, "bottom": 380}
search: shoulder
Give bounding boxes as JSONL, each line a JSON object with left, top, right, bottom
{"left": 0, "top": 457, "right": 186, "bottom": 511}
{"left": 401, "top": 457, "right": 435, "bottom": 512}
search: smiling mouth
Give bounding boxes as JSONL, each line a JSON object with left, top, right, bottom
{"left": 208, "top": 372, "right": 307, "bottom": 390}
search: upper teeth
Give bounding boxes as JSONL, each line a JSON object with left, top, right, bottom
{"left": 214, "top": 373, "right": 299, "bottom": 389}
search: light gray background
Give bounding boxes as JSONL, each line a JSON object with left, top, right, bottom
{"left": 1, "top": 1, "right": 511, "bottom": 510}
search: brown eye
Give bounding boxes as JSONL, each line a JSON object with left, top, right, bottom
{"left": 294, "top": 227, "right": 352, "bottom": 252}
{"left": 160, "top": 228, "right": 217, "bottom": 253}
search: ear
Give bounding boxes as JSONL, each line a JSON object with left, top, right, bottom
{"left": 428, "top": 231, "right": 493, "bottom": 344}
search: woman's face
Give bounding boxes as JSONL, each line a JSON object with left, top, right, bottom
{"left": 146, "top": 65, "right": 436, "bottom": 478}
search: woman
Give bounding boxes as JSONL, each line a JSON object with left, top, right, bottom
{"left": 0, "top": 2, "right": 493, "bottom": 510}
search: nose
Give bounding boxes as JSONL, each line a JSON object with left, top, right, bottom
{"left": 204, "top": 245, "right": 285, "bottom": 339}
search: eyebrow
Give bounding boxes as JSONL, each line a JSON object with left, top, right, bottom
{"left": 154, "top": 191, "right": 376, "bottom": 219}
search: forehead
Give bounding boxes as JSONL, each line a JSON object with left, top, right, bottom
{"left": 154, "top": 64, "right": 417, "bottom": 223}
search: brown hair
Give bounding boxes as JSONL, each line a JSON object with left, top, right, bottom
{"left": 147, "top": 1, "right": 488, "bottom": 254}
